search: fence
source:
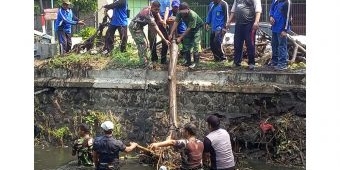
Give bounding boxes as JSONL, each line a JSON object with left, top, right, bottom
{"left": 189, "top": 0, "right": 306, "bottom": 48}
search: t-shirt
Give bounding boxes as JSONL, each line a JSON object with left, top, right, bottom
{"left": 174, "top": 139, "right": 204, "bottom": 169}
{"left": 131, "top": 6, "right": 157, "bottom": 27}
{"left": 231, "top": 0, "right": 262, "bottom": 24}
{"left": 203, "top": 128, "right": 235, "bottom": 169}
{"left": 111, "top": 0, "right": 128, "bottom": 26}
{"left": 175, "top": 10, "right": 204, "bottom": 33}
{"left": 93, "top": 135, "right": 126, "bottom": 164}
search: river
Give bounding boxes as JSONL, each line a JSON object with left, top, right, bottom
{"left": 34, "top": 146, "right": 304, "bottom": 170}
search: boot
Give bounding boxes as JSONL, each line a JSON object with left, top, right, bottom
{"left": 189, "top": 52, "right": 200, "bottom": 68}
{"left": 182, "top": 51, "right": 191, "bottom": 67}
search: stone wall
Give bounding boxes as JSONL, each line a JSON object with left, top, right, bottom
{"left": 34, "top": 68, "right": 305, "bottom": 145}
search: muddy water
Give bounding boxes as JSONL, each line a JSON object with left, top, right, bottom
{"left": 34, "top": 147, "right": 303, "bottom": 170}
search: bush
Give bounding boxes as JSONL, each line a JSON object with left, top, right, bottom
{"left": 78, "top": 27, "right": 97, "bottom": 39}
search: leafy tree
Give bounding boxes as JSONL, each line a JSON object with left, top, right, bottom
{"left": 56, "top": 0, "right": 98, "bottom": 14}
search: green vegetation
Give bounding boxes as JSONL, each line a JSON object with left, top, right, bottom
{"left": 50, "top": 126, "right": 70, "bottom": 147}
{"left": 39, "top": 44, "right": 140, "bottom": 70}
{"left": 84, "top": 111, "right": 124, "bottom": 139}
{"left": 78, "top": 27, "right": 97, "bottom": 40}
{"left": 56, "top": 0, "right": 98, "bottom": 13}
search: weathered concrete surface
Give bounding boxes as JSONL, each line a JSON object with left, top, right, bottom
{"left": 34, "top": 68, "right": 305, "bottom": 146}
{"left": 35, "top": 68, "right": 305, "bottom": 93}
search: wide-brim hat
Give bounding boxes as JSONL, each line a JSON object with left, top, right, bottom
{"left": 62, "top": 0, "right": 71, "bottom": 5}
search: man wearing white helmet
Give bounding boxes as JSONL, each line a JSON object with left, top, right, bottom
{"left": 92, "top": 121, "right": 138, "bottom": 170}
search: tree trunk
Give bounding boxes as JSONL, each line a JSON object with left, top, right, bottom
{"left": 168, "top": 39, "right": 179, "bottom": 136}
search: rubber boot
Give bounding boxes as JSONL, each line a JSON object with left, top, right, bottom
{"left": 189, "top": 52, "right": 200, "bottom": 68}
{"left": 183, "top": 51, "right": 191, "bottom": 67}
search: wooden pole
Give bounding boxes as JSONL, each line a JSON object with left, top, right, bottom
{"left": 168, "top": 39, "right": 179, "bottom": 130}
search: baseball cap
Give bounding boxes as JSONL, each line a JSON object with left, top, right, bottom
{"left": 172, "top": 0, "right": 180, "bottom": 7}
{"left": 101, "top": 121, "right": 114, "bottom": 131}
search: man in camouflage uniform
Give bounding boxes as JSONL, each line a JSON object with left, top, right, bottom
{"left": 128, "top": 1, "right": 170, "bottom": 67}
{"left": 169, "top": 2, "right": 204, "bottom": 68}
{"left": 72, "top": 123, "right": 94, "bottom": 166}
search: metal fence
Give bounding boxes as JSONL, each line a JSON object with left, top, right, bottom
{"left": 188, "top": 0, "right": 306, "bottom": 48}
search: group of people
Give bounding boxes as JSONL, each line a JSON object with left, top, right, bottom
{"left": 55, "top": 0, "right": 292, "bottom": 71}
{"left": 72, "top": 114, "right": 235, "bottom": 170}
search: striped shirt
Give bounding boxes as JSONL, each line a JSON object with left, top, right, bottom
{"left": 203, "top": 128, "right": 235, "bottom": 169}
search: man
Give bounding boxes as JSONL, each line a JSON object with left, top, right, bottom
{"left": 148, "top": 0, "right": 170, "bottom": 64}
{"left": 268, "top": 0, "right": 292, "bottom": 71}
{"left": 150, "top": 123, "right": 204, "bottom": 170}
{"left": 72, "top": 123, "right": 94, "bottom": 166}
{"left": 93, "top": 121, "right": 138, "bottom": 170}
{"left": 102, "top": 0, "right": 129, "bottom": 55}
{"left": 129, "top": 1, "right": 170, "bottom": 67}
{"left": 205, "top": 0, "right": 229, "bottom": 62}
{"left": 167, "top": 0, "right": 187, "bottom": 57}
{"left": 55, "top": 0, "right": 85, "bottom": 54}
{"left": 203, "top": 115, "right": 235, "bottom": 170}
{"left": 226, "top": 0, "right": 262, "bottom": 70}
{"left": 167, "top": 0, "right": 186, "bottom": 37}
{"left": 169, "top": 2, "right": 204, "bottom": 68}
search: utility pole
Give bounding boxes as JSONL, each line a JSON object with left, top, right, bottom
{"left": 51, "top": 0, "right": 55, "bottom": 43}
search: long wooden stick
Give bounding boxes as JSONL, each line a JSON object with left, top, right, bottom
{"left": 136, "top": 145, "right": 157, "bottom": 155}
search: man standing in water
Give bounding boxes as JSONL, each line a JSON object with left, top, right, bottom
{"left": 203, "top": 114, "right": 235, "bottom": 170}
{"left": 150, "top": 123, "right": 204, "bottom": 170}
{"left": 72, "top": 123, "right": 94, "bottom": 166}
{"left": 92, "top": 120, "right": 138, "bottom": 170}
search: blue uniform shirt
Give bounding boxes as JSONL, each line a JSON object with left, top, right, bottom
{"left": 55, "top": 8, "right": 78, "bottom": 34}
{"left": 111, "top": 0, "right": 128, "bottom": 26}
{"left": 206, "top": 1, "right": 228, "bottom": 32}
{"left": 270, "top": 0, "right": 291, "bottom": 33}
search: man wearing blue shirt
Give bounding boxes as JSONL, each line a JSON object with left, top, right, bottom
{"left": 102, "top": 0, "right": 129, "bottom": 54}
{"left": 269, "top": 0, "right": 292, "bottom": 71}
{"left": 148, "top": 0, "right": 170, "bottom": 64}
{"left": 55, "top": 0, "right": 85, "bottom": 54}
{"left": 205, "top": 0, "right": 229, "bottom": 62}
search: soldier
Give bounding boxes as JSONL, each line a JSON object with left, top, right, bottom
{"left": 72, "top": 123, "right": 94, "bottom": 166}
{"left": 93, "top": 121, "right": 138, "bottom": 170}
{"left": 128, "top": 1, "right": 171, "bottom": 67}
{"left": 169, "top": 2, "right": 204, "bottom": 68}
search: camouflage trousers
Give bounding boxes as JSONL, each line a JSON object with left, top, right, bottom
{"left": 129, "top": 21, "right": 149, "bottom": 65}
{"left": 182, "top": 29, "right": 202, "bottom": 53}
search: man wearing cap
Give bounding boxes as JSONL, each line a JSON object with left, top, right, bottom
{"left": 72, "top": 123, "right": 94, "bottom": 166}
{"left": 93, "top": 121, "right": 138, "bottom": 170}
{"left": 203, "top": 115, "right": 235, "bottom": 170}
{"left": 150, "top": 123, "right": 204, "bottom": 170}
{"left": 102, "top": 0, "right": 129, "bottom": 55}
{"left": 167, "top": 0, "right": 186, "bottom": 58}
{"left": 55, "top": 0, "right": 85, "bottom": 54}
{"left": 205, "top": 0, "right": 229, "bottom": 62}
{"left": 169, "top": 2, "right": 204, "bottom": 69}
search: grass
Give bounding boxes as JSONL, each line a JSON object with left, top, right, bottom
{"left": 34, "top": 43, "right": 306, "bottom": 72}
